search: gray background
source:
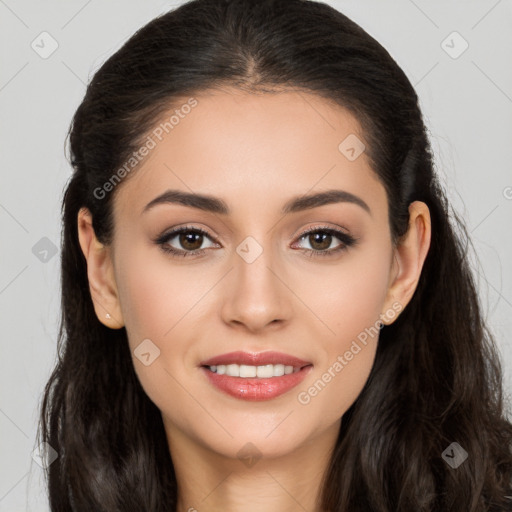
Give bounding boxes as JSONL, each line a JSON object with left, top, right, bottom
{"left": 1, "top": 0, "right": 511, "bottom": 509}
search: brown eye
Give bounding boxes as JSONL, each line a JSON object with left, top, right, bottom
{"left": 178, "top": 231, "right": 204, "bottom": 251}
{"left": 293, "top": 226, "right": 357, "bottom": 257}
{"left": 307, "top": 232, "right": 333, "bottom": 251}
{"left": 156, "top": 226, "right": 217, "bottom": 257}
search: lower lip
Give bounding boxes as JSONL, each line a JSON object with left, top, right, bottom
{"left": 201, "top": 365, "right": 313, "bottom": 401}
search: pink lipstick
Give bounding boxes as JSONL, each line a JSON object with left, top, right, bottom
{"left": 199, "top": 351, "right": 313, "bottom": 401}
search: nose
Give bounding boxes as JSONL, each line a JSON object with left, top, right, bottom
{"left": 219, "top": 240, "right": 293, "bottom": 334}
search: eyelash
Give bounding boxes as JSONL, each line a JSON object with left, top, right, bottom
{"left": 154, "top": 224, "right": 357, "bottom": 259}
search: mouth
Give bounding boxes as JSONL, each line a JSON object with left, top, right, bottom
{"left": 203, "top": 363, "right": 306, "bottom": 377}
{"left": 199, "top": 351, "right": 313, "bottom": 401}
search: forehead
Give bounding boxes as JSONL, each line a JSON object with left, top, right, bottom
{"left": 112, "top": 88, "right": 385, "bottom": 221}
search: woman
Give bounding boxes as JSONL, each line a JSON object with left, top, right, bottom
{"left": 38, "top": 0, "right": 512, "bottom": 510}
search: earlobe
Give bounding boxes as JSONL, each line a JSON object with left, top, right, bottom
{"left": 77, "top": 207, "right": 125, "bottom": 329}
{"left": 381, "top": 201, "right": 431, "bottom": 325}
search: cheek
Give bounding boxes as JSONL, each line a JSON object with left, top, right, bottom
{"left": 114, "top": 245, "right": 209, "bottom": 409}
{"left": 310, "top": 239, "right": 392, "bottom": 343}
{"left": 295, "top": 238, "right": 392, "bottom": 418}
{"left": 115, "top": 243, "right": 208, "bottom": 344}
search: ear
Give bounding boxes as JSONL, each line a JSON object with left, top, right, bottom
{"left": 77, "top": 207, "right": 125, "bottom": 329}
{"left": 381, "top": 201, "right": 431, "bottom": 325}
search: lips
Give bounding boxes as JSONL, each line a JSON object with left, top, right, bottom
{"left": 200, "top": 351, "right": 311, "bottom": 368}
{"left": 199, "top": 351, "right": 313, "bottom": 401}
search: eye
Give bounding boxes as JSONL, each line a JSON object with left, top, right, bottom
{"left": 154, "top": 224, "right": 357, "bottom": 259}
{"left": 155, "top": 225, "right": 218, "bottom": 258}
{"left": 292, "top": 225, "right": 357, "bottom": 257}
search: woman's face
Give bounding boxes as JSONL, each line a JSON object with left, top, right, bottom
{"left": 106, "top": 89, "right": 400, "bottom": 460}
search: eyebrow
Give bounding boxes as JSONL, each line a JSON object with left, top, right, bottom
{"left": 142, "top": 189, "right": 371, "bottom": 216}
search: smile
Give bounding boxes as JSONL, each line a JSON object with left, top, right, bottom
{"left": 206, "top": 363, "right": 301, "bottom": 378}
{"left": 199, "top": 351, "right": 313, "bottom": 401}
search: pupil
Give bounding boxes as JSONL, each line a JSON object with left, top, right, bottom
{"left": 311, "top": 233, "right": 330, "bottom": 250}
{"left": 181, "top": 232, "right": 202, "bottom": 250}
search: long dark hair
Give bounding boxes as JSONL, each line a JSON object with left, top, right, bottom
{"left": 38, "top": 0, "right": 512, "bottom": 510}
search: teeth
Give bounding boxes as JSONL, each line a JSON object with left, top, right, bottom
{"left": 240, "top": 364, "right": 257, "bottom": 377}
{"left": 258, "top": 364, "right": 279, "bottom": 378}
{"left": 207, "top": 363, "right": 299, "bottom": 378}
{"left": 226, "top": 364, "right": 239, "bottom": 376}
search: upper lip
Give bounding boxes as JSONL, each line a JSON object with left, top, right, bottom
{"left": 200, "top": 351, "right": 312, "bottom": 368}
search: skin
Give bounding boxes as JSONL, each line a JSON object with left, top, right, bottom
{"left": 77, "top": 88, "right": 431, "bottom": 512}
